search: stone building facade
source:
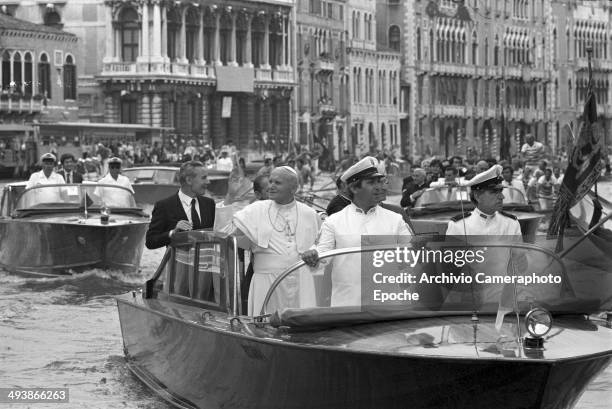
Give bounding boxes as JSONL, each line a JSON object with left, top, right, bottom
{"left": 346, "top": 0, "right": 402, "bottom": 156}
{"left": 295, "top": 0, "right": 349, "bottom": 161}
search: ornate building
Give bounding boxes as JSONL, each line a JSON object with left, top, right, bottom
{"left": 295, "top": 0, "right": 348, "bottom": 161}
{"left": 346, "top": 0, "right": 402, "bottom": 156}
{"left": 0, "top": 11, "right": 79, "bottom": 174}
{"left": 98, "top": 0, "right": 296, "bottom": 153}
{"left": 552, "top": 0, "right": 612, "bottom": 150}
{"left": 408, "top": 0, "right": 555, "bottom": 159}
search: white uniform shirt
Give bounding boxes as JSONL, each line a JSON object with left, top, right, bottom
{"left": 25, "top": 170, "right": 65, "bottom": 189}
{"left": 446, "top": 207, "right": 522, "bottom": 236}
{"left": 315, "top": 203, "right": 413, "bottom": 306}
{"left": 216, "top": 157, "right": 233, "bottom": 172}
{"left": 98, "top": 173, "right": 134, "bottom": 193}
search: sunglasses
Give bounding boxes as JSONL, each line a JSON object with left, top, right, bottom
{"left": 109, "top": 164, "right": 121, "bottom": 169}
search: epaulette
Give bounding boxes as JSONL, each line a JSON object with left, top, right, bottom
{"left": 499, "top": 211, "right": 518, "bottom": 220}
{"left": 450, "top": 212, "right": 471, "bottom": 222}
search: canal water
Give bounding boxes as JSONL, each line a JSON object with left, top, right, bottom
{"left": 0, "top": 181, "right": 610, "bottom": 408}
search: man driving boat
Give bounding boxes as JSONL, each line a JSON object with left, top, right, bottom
{"left": 301, "top": 157, "right": 413, "bottom": 306}
{"left": 26, "top": 153, "right": 65, "bottom": 189}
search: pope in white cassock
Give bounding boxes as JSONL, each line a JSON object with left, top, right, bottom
{"left": 301, "top": 157, "right": 413, "bottom": 307}
{"left": 215, "top": 166, "right": 319, "bottom": 316}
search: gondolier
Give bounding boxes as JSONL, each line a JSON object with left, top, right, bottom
{"left": 446, "top": 165, "right": 522, "bottom": 236}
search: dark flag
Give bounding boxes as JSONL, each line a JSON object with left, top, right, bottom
{"left": 499, "top": 110, "right": 511, "bottom": 162}
{"left": 547, "top": 71, "right": 603, "bottom": 251}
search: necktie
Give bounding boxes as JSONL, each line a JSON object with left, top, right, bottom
{"left": 67, "top": 172, "right": 71, "bottom": 184}
{"left": 191, "top": 198, "right": 201, "bottom": 229}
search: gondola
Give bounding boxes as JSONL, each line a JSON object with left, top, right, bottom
{"left": 116, "top": 230, "right": 612, "bottom": 409}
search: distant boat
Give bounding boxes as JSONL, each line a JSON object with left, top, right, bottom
{"left": 117, "top": 231, "right": 612, "bottom": 409}
{"left": 0, "top": 182, "right": 149, "bottom": 276}
{"left": 122, "top": 166, "right": 229, "bottom": 204}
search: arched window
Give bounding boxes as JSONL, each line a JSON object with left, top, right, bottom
{"left": 251, "top": 16, "right": 265, "bottom": 67}
{"left": 119, "top": 8, "right": 139, "bottom": 62}
{"left": 388, "top": 25, "right": 400, "bottom": 51}
{"left": 44, "top": 10, "right": 62, "bottom": 29}
{"left": 185, "top": 8, "right": 200, "bottom": 63}
{"left": 203, "top": 11, "right": 216, "bottom": 64}
{"left": 63, "top": 54, "right": 76, "bottom": 100}
{"left": 219, "top": 12, "right": 232, "bottom": 65}
{"left": 471, "top": 31, "right": 478, "bottom": 65}
{"left": 24, "top": 52, "right": 33, "bottom": 96}
{"left": 12, "top": 52, "right": 22, "bottom": 93}
{"left": 1, "top": 51, "right": 10, "bottom": 91}
{"left": 38, "top": 52, "right": 51, "bottom": 98}
{"left": 494, "top": 35, "right": 499, "bottom": 65}
{"left": 166, "top": 9, "right": 180, "bottom": 61}
{"left": 416, "top": 28, "right": 421, "bottom": 60}
{"left": 236, "top": 13, "right": 248, "bottom": 66}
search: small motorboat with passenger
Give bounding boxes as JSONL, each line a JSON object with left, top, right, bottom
{"left": 116, "top": 230, "right": 611, "bottom": 409}
{"left": 0, "top": 182, "right": 150, "bottom": 276}
{"left": 407, "top": 185, "right": 542, "bottom": 240}
{"left": 122, "top": 166, "right": 229, "bottom": 204}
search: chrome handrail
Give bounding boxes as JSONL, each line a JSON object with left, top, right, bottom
{"left": 258, "top": 241, "right": 569, "bottom": 317}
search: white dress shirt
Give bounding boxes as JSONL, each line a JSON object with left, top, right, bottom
{"left": 26, "top": 170, "right": 65, "bottom": 189}
{"left": 178, "top": 189, "right": 201, "bottom": 225}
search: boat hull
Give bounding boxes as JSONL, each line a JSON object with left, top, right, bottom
{"left": 117, "top": 297, "right": 612, "bottom": 409}
{"left": 0, "top": 217, "right": 148, "bottom": 275}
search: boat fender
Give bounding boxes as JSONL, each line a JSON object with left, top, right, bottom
{"left": 450, "top": 212, "right": 471, "bottom": 222}
{"left": 499, "top": 211, "right": 518, "bottom": 220}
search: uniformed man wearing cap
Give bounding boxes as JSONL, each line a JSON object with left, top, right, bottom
{"left": 301, "top": 156, "right": 413, "bottom": 306}
{"left": 25, "top": 153, "right": 66, "bottom": 189}
{"left": 446, "top": 164, "right": 521, "bottom": 236}
{"left": 98, "top": 157, "right": 134, "bottom": 193}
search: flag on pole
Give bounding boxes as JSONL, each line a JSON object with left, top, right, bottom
{"left": 547, "top": 50, "right": 603, "bottom": 251}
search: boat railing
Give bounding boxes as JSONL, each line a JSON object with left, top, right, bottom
{"left": 258, "top": 240, "right": 584, "bottom": 329}
{"left": 145, "top": 230, "right": 246, "bottom": 315}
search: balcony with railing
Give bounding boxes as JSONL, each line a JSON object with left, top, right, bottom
{"left": 431, "top": 62, "right": 474, "bottom": 77}
{"left": 503, "top": 66, "right": 522, "bottom": 78}
{"left": 577, "top": 58, "right": 612, "bottom": 72}
{"left": 100, "top": 60, "right": 298, "bottom": 85}
{"left": 313, "top": 58, "right": 335, "bottom": 73}
{"left": 0, "top": 95, "right": 43, "bottom": 113}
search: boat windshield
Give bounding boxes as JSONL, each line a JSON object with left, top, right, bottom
{"left": 16, "top": 184, "right": 137, "bottom": 210}
{"left": 413, "top": 186, "right": 528, "bottom": 209}
{"left": 260, "top": 238, "right": 609, "bottom": 329}
{"left": 123, "top": 168, "right": 177, "bottom": 184}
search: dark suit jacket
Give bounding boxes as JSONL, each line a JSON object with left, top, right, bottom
{"left": 57, "top": 170, "right": 83, "bottom": 184}
{"left": 400, "top": 181, "right": 430, "bottom": 208}
{"left": 145, "top": 193, "right": 216, "bottom": 249}
{"left": 326, "top": 194, "right": 351, "bottom": 216}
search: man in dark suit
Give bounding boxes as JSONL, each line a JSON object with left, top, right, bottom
{"left": 400, "top": 168, "right": 430, "bottom": 208}
{"left": 146, "top": 160, "right": 216, "bottom": 249}
{"left": 57, "top": 154, "right": 84, "bottom": 184}
{"left": 146, "top": 161, "right": 216, "bottom": 300}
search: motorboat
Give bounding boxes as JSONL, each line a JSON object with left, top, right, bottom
{"left": 407, "top": 185, "right": 542, "bottom": 241}
{"left": 122, "top": 166, "right": 229, "bottom": 204}
{"left": 116, "top": 230, "right": 612, "bottom": 409}
{"left": 0, "top": 182, "right": 150, "bottom": 276}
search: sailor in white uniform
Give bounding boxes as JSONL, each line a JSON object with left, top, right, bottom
{"left": 97, "top": 157, "right": 134, "bottom": 193}
{"left": 25, "top": 153, "right": 65, "bottom": 189}
{"left": 301, "top": 156, "right": 413, "bottom": 306}
{"left": 446, "top": 165, "right": 522, "bottom": 237}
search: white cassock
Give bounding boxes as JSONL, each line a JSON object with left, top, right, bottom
{"left": 216, "top": 199, "right": 319, "bottom": 315}
{"left": 315, "top": 203, "right": 413, "bottom": 307}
